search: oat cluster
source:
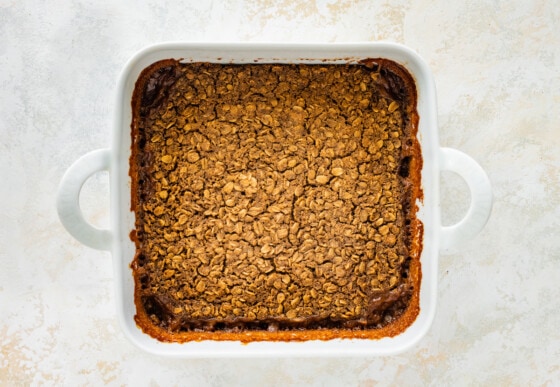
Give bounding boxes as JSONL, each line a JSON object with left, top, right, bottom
{"left": 133, "top": 63, "right": 412, "bottom": 331}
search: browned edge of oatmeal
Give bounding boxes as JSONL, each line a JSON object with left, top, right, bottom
{"left": 129, "top": 58, "right": 423, "bottom": 343}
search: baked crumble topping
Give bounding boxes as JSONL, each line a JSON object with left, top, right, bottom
{"left": 130, "top": 60, "right": 422, "bottom": 341}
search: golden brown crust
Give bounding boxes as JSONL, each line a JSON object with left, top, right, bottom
{"left": 130, "top": 59, "right": 423, "bottom": 342}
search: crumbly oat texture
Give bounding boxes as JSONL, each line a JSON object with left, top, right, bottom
{"left": 130, "top": 60, "right": 422, "bottom": 342}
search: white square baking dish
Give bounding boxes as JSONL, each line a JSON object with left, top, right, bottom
{"left": 57, "top": 42, "right": 492, "bottom": 357}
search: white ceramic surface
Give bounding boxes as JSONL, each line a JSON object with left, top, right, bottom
{"left": 2, "top": 0, "right": 559, "bottom": 384}
{"left": 56, "top": 42, "right": 491, "bottom": 357}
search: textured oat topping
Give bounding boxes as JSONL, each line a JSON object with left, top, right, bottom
{"left": 131, "top": 61, "right": 420, "bottom": 337}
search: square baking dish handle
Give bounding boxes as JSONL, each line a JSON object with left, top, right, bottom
{"left": 57, "top": 149, "right": 112, "bottom": 251}
{"left": 439, "top": 147, "right": 493, "bottom": 250}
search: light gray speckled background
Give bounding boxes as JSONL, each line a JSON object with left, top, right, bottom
{"left": 1, "top": 0, "right": 559, "bottom": 385}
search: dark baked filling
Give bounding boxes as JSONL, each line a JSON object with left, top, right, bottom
{"left": 130, "top": 60, "right": 421, "bottom": 338}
